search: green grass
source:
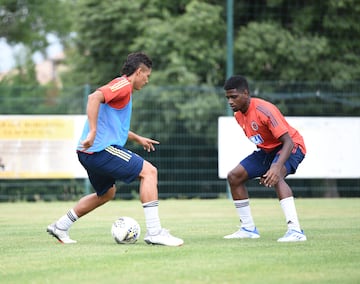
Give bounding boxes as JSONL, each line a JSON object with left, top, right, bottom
{"left": 0, "top": 198, "right": 359, "bottom": 284}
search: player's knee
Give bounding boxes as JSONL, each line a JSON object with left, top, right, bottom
{"left": 227, "top": 168, "right": 246, "bottom": 185}
{"left": 103, "top": 186, "right": 116, "bottom": 201}
{"left": 141, "top": 161, "right": 158, "bottom": 178}
{"left": 228, "top": 170, "right": 241, "bottom": 185}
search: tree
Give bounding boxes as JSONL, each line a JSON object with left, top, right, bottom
{"left": 66, "top": 0, "right": 225, "bottom": 86}
{"left": 232, "top": 0, "right": 360, "bottom": 82}
{"left": 65, "top": 0, "right": 150, "bottom": 86}
{"left": 0, "top": 0, "right": 73, "bottom": 52}
{"left": 132, "top": 0, "right": 226, "bottom": 86}
{"left": 311, "top": 0, "right": 360, "bottom": 82}
{"left": 233, "top": 22, "right": 330, "bottom": 81}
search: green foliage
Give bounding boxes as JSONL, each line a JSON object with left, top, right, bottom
{"left": 0, "top": 48, "right": 46, "bottom": 114}
{"left": 69, "top": 0, "right": 225, "bottom": 86}
{"left": 290, "top": 0, "right": 360, "bottom": 82}
{"left": 0, "top": 0, "right": 75, "bottom": 103}
{"left": 131, "top": 85, "right": 225, "bottom": 144}
{"left": 141, "top": 0, "right": 225, "bottom": 85}
{"left": 69, "top": 0, "right": 147, "bottom": 85}
{"left": 0, "top": 0, "right": 73, "bottom": 51}
{"left": 234, "top": 22, "right": 330, "bottom": 81}
{"left": 2, "top": 0, "right": 360, "bottom": 85}
{"left": 65, "top": 0, "right": 360, "bottom": 94}
{"left": 0, "top": 80, "right": 86, "bottom": 114}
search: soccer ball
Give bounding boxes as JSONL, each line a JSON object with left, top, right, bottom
{"left": 111, "top": 216, "right": 141, "bottom": 244}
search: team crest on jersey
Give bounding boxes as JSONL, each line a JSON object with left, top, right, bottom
{"left": 249, "top": 134, "right": 264, "bottom": 145}
{"left": 251, "top": 121, "right": 258, "bottom": 131}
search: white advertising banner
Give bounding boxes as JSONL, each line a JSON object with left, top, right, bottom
{"left": 218, "top": 116, "right": 360, "bottom": 179}
{"left": 0, "top": 115, "right": 87, "bottom": 179}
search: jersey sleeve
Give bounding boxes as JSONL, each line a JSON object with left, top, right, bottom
{"left": 256, "top": 103, "right": 288, "bottom": 139}
{"left": 98, "top": 77, "right": 132, "bottom": 109}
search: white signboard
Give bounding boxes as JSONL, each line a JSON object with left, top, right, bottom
{"left": 218, "top": 116, "right": 360, "bottom": 179}
{"left": 0, "top": 115, "right": 87, "bottom": 179}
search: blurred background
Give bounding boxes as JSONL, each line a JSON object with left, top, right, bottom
{"left": 0, "top": 0, "right": 359, "bottom": 201}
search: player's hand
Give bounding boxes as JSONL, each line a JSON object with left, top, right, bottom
{"left": 259, "top": 176, "right": 266, "bottom": 186}
{"left": 139, "top": 137, "right": 160, "bottom": 152}
{"left": 81, "top": 132, "right": 96, "bottom": 150}
{"left": 260, "top": 165, "right": 281, "bottom": 187}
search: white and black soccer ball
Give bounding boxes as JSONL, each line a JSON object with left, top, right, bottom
{"left": 111, "top": 216, "right": 141, "bottom": 244}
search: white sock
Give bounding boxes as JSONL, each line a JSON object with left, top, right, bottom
{"left": 280, "top": 197, "right": 301, "bottom": 231}
{"left": 142, "top": 200, "right": 161, "bottom": 235}
{"left": 56, "top": 209, "right": 78, "bottom": 231}
{"left": 234, "top": 199, "right": 255, "bottom": 230}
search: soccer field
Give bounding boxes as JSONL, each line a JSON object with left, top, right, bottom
{"left": 1, "top": 198, "right": 359, "bottom": 284}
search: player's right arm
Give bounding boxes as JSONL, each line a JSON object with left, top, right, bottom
{"left": 81, "top": 90, "right": 105, "bottom": 150}
{"left": 128, "top": 131, "right": 160, "bottom": 152}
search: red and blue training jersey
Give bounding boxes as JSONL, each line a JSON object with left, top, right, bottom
{"left": 77, "top": 76, "right": 133, "bottom": 152}
{"left": 234, "top": 98, "right": 306, "bottom": 154}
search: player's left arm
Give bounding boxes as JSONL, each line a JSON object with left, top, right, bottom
{"left": 128, "top": 131, "right": 160, "bottom": 152}
{"left": 261, "top": 132, "right": 294, "bottom": 187}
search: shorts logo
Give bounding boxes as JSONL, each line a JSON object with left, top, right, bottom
{"left": 249, "top": 134, "right": 264, "bottom": 145}
{"left": 251, "top": 121, "right": 258, "bottom": 131}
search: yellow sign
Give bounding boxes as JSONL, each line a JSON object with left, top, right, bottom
{"left": 0, "top": 117, "right": 73, "bottom": 139}
{"left": 0, "top": 115, "right": 87, "bottom": 179}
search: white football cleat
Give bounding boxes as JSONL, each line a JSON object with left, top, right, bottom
{"left": 277, "top": 229, "right": 307, "bottom": 242}
{"left": 144, "top": 228, "right": 184, "bottom": 247}
{"left": 224, "top": 227, "right": 260, "bottom": 239}
{"left": 47, "top": 223, "right": 77, "bottom": 244}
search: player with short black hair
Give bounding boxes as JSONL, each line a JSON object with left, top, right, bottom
{"left": 47, "top": 52, "right": 183, "bottom": 246}
{"left": 223, "top": 75, "right": 307, "bottom": 242}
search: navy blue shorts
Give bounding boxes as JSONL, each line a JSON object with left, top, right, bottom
{"left": 77, "top": 145, "right": 144, "bottom": 196}
{"left": 240, "top": 145, "right": 305, "bottom": 179}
